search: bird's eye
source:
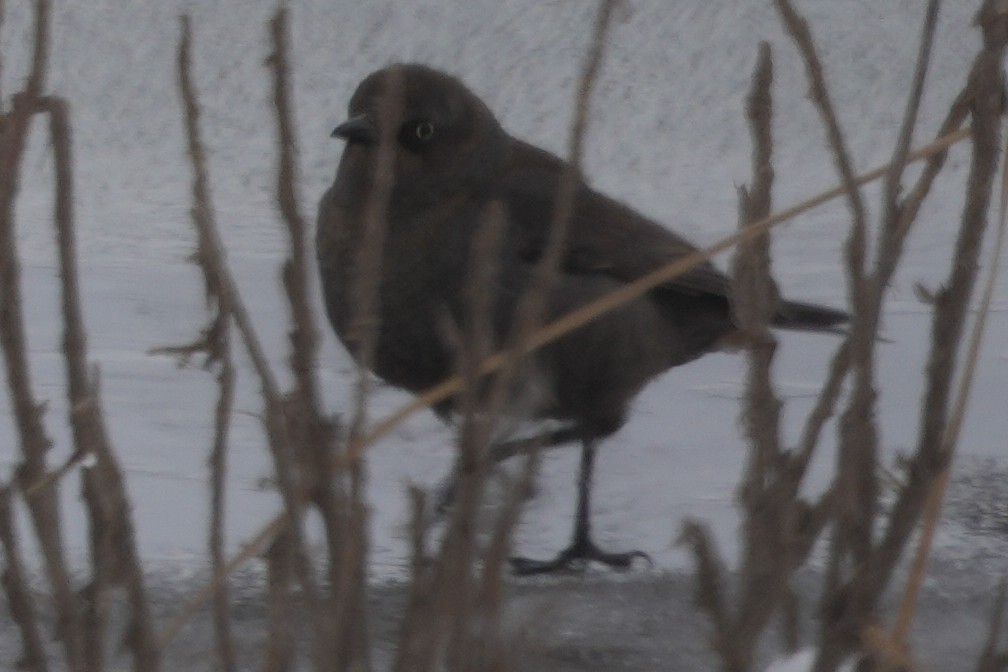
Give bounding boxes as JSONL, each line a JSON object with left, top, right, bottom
{"left": 415, "top": 121, "right": 435, "bottom": 141}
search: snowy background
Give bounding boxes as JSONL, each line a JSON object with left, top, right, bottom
{"left": 0, "top": 1, "right": 1006, "bottom": 669}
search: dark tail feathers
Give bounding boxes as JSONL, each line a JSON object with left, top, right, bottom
{"left": 772, "top": 299, "right": 849, "bottom": 335}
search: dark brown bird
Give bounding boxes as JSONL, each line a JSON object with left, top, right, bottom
{"left": 317, "top": 63, "right": 846, "bottom": 574}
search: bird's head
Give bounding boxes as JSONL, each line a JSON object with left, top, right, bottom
{"left": 330, "top": 63, "right": 508, "bottom": 208}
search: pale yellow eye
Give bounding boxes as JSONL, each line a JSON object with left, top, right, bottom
{"left": 415, "top": 121, "right": 435, "bottom": 140}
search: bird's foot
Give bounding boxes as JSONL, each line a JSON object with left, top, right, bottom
{"left": 509, "top": 539, "right": 652, "bottom": 575}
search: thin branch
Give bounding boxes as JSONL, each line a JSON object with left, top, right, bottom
{"left": 269, "top": 7, "right": 324, "bottom": 417}
{"left": 892, "top": 15, "right": 1008, "bottom": 641}
{"left": 0, "top": 2, "right": 84, "bottom": 669}
{"left": 0, "top": 484, "right": 49, "bottom": 672}
{"left": 875, "top": 0, "right": 957, "bottom": 296}
{"left": 976, "top": 579, "right": 1008, "bottom": 672}
{"left": 728, "top": 42, "right": 794, "bottom": 671}
{"left": 261, "top": 530, "right": 297, "bottom": 672}
{"left": 267, "top": 10, "right": 354, "bottom": 671}
{"left": 678, "top": 521, "right": 730, "bottom": 649}
{"left": 42, "top": 93, "right": 160, "bottom": 671}
{"left": 772, "top": 0, "right": 869, "bottom": 297}
{"left": 159, "top": 517, "right": 285, "bottom": 651}
{"left": 882, "top": 0, "right": 941, "bottom": 228}
{"left": 175, "top": 17, "right": 237, "bottom": 672}
{"left": 169, "top": 14, "right": 324, "bottom": 663}
{"left": 875, "top": 7, "right": 1008, "bottom": 596}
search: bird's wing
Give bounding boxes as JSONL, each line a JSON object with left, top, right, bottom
{"left": 499, "top": 142, "right": 732, "bottom": 298}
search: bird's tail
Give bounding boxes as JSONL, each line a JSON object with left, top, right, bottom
{"left": 772, "top": 299, "right": 849, "bottom": 335}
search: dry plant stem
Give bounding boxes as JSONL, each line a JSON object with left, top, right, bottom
{"left": 159, "top": 517, "right": 286, "bottom": 650}
{"left": 769, "top": 10, "right": 878, "bottom": 624}
{"left": 267, "top": 10, "right": 354, "bottom": 670}
{"left": 175, "top": 17, "right": 238, "bottom": 672}
{"left": 391, "top": 222, "right": 501, "bottom": 672}
{"left": 877, "top": 0, "right": 941, "bottom": 281}
{"left": 793, "top": 44, "right": 964, "bottom": 502}
{"left": 772, "top": 0, "right": 868, "bottom": 292}
{"left": 209, "top": 355, "right": 237, "bottom": 672}
{"left": 262, "top": 530, "right": 297, "bottom": 672}
{"left": 795, "top": 0, "right": 965, "bottom": 594}
{"left": 686, "top": 42, "right": 801, "bottom": 672}
{"left": 268, "top": 7, "right": 338, "bottom": 518}
{"left": 860, "top": 626, "right": 919, "bottom": 672}
{"left": 344, "top": 68, "right": 401, "bottom": 428}
{"left": 43, "top": 93, "right": 161, "bottom": 671}
{"left": 173, "top": 15, "right": 325, "bottom": 665}
{"left": 392, "top": 488, "right": 438, "bottom": 672}
{"left": 772, "top": 2, "right": 881, "bottom": 662}
{"left": 336, "top": 44, "right": 406, "bottom": 672}
{"left": 732, "top": 43, "right": 793, "bottom": 670}
{"left": 976, "top": 580, "right": 1008, "bottom": 672}
{"left": 442, "top": 208, "right": 507, "bottom": 671}
{"left": 337, "top": 77, "right": 398, "bottom": 668}
{"left": 270, "top": 8, "right": 321, "bottom": 409}
{"left": 875, "top": 9, "right": 1008, "bottom": 601}
{"left": 791, "top": 340, "right": 850, "bottom": 476}
{"left": 0, "top": 2, "right": 86, "bottom": 670}
{"left": 390, "top": 207, "right": 509, "bottom": 670}
{"left": 0, "top": 484, "right": 49, "bottom": 672}
{"left": 679, "top": 522, "right": 729, "bottom": 637}
{"left": 493, "top": 0, "right": 617, "bottom": 387}
{"left": 891, "top": 20, "right": 1008, "bottom": 646}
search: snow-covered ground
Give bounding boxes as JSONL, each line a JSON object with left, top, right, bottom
{"left": 1, "top": 1, "right": 1006, "bottom": 669}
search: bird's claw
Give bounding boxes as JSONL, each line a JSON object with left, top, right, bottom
{"left": 509, "top": 542, "right": 652, "bottom": 576}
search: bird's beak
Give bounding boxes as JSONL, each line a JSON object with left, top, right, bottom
{"left": 331, "top": 114, "right": 376, "bottom": 144}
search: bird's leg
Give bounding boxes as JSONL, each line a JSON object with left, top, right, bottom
{"left": 509, "top": 439, "right": 652, "bottom": 575}
{"left": 434, "top": 424, "right": 580, "bottom": 514}
{"left": 488, "top": 424, "right": 582, "bottom": 462}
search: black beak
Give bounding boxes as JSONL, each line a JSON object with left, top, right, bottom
{"left": 331, "top": 114, "right": 376, "bottom": 144}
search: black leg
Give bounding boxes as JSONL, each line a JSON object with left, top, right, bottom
{"left": 509, "top": 439, "right": 652, "bottom": 575}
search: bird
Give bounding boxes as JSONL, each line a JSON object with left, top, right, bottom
{"left": 316, "top": 63, "right": 847, "bottom": 575}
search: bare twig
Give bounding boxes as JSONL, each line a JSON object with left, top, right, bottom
{"left": 891, "top": 11, "right": 1008, "bottom": 643}
{"left": 773, "top": 0, "right": 869, "bottom": 299}
{"left": 261, "top": 530, "right": 297, "bottom": 672}
{"left": 0, "top": 2, "right": 85, "bottom": 669}
{"left": 42, "top": 93, "right": 161, "bottom": 671}
{"left": 159, "top": 516, "right": 285, "bottom": 650}
{"left": 976, "top": 580, "right": 1008, "bottom": 672}
{"left": 729, "top": 42, "right": 796, "bottom": 671}
{"left": 875, "top": 4, "right": 1008, "bottom": 600}
{"left": 771, "top": 4, "right": 884, "bottom": 664}
{"left": 876, "top": 0, "right": 942, "bottom": 287}
{"left": 882, "top": 0, "right": 941, "bottom": 228}
{"left": 175, "top": 16, "right": 238, "bottom": 672}
{"left": 678, "top": 521, "right": 730, "bottom": 645}
{"left": 333, "top": 39, "right": 407, "bottom": 672}
{"left": 170, "top": 14, "right": 324, "bottom": 664}
{"left": 267, "top": 9, "right": 351, "bottom": 670}
{"left": 0, "top": 484, "right": 49, "bottom": 672}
